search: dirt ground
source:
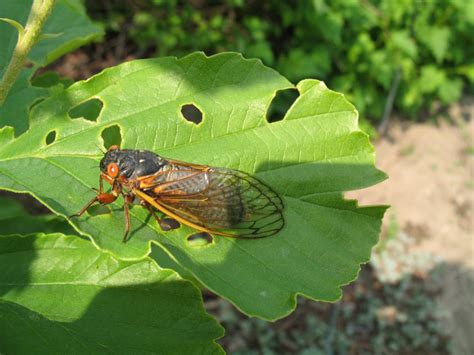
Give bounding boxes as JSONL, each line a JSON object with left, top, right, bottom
{"left": 348, "top": 97, "right": 474, "bottom": 354}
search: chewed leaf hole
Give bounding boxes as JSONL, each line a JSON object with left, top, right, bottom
{"left": 88, "top": 204, "right": 111, "bottom": 216}
{"left": 187, "top": 232, "right": 213, "bottom": 247}
{"left": 181, "top": 104, "right": 203, "bottom": 125}
{"left": 101, "top": 125, "right": 122, "bottom": 149}
{"left": 266, "top": 88, "right": 299, "bottom": 122}
{"left": 160, "top": 218, "right": 181, "bottom": 231}
{"left": 45, "top": 130, "right": 56, "bottom": 145}
{"left": 69, "top": 98, "right": 103, "bottom": 122}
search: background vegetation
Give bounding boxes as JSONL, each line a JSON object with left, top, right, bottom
{"left": 85, "top": 0, "right": 473, "bottom": 128}
{"left": 1, "top": 0, "right": 471, "bottom": 353}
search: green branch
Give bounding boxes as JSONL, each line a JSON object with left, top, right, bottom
{"left": 0, "top": 0, "right": 56, "bottom": 105}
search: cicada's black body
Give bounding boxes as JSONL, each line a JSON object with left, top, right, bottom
{"left": 73, "top": 146, "right": 284, "bottom": 242}
{"left": 99, "top": 149, "right": 167, "bottom": 180}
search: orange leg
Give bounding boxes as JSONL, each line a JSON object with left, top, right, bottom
{"left": 70, "top": 174, "right": 120, "bottom": 218}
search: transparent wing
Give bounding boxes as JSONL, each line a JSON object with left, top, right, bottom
{"left": 137, "top": 162, "right": 284, "bottom": 238}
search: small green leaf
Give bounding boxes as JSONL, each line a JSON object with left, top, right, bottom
{"left": 418, "top": 65, "right": 446, "bottom": 93}
{"left": 0, "top": 0, "right": 102, "bottom": 72}
{"left": 391, "top": 30, "right": 418, "bottom": 60}
{"left": 0, "top": 233, "right": 224, "bottom": 353}
{"left": 0, "top": 17, "right": 24, "bottom": 39}
{"left": 277, "top": 47, "right": 331, "bottom": 82}
{"left": 0, "top": 69, "right": 47, "bottom": 135}
{"left": 0, "top": 0, "right": 103, "bottom": 135}
{"left": 438, "top": 78, "right": 463, "bottom": 104}
{"left": 416, "top": 25, "right": 450, "bottom": 63}
{"left": 0, "top": 53, "right": 387, "bottom": 319}
{"left": 456, "top": 64, "right": 474, "bottom": 82}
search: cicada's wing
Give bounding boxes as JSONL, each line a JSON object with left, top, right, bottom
{"left": 134, "top": 161, "right": 284, "bottom": 238}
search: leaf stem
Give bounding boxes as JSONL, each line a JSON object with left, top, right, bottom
{"left": 0, "top": 0, "right": 56, "bottom": 105}
{"left": 378, "top": 67, "right": 402, "bottom": 136}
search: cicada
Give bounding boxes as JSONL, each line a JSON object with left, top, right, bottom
{"left": 71, "top": 146, "right": 284, "bottom": 242}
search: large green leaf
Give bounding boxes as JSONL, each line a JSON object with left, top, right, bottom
{"left": 0, "top": 233, "right": 223, "bottom": 353}
{"left": 0, "top": 0, "right": 103, "bottom": 134}
{"left": 0, "top": 52, "right": 387, "bottom": 319}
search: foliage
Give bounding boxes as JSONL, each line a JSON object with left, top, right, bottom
{"left": 0, "top": 0, "right": 388, "bottom": 352}
{"left": 87, "top": 0, "right": 473, "bottom": 123}
{"left": 0, "top": 1, "right": 224, "bottom": 351}
{"left": 0, "top": 233, "right": 223, "bottom": 354}
{"left": 0, "top": 0, "right": 103, "bottom": 135}
{"left": 0, "top": 53, "right": 387, "bottom": 320}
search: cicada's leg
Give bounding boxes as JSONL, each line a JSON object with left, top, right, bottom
{"left": 70, "top": 175, "right": 119, "bottom": 218}
{"left": 122, "top": 193, "right": 135, "bottom": 243}
{"left": 140, "top": 200, "right": 180, "bottom": 231}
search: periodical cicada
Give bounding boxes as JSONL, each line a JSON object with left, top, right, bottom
{"left": 71, "top": 146, "right": 284, "bottom": 242}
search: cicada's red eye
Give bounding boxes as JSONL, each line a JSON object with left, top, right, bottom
{"left": 107, "top": 162, "right": 119, "bottom": 178}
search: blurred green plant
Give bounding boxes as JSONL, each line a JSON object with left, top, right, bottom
{"left": 86, "top": 0, "right": 473, "bottom": 125}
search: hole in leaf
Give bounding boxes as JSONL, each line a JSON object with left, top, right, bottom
{"left": 88, "top": 204, "right": 111, "bottom": 216}
{"left": 101, "top": 125, "right": 122, "bottom": 150}
{"left": 45, "top": 130, "right": 56, "bottom": 145}
{"left": 181, "top": 104, "right": 203, "bottom": 125}
{"left": 160, "top": 218, "right": 181, "bottom": 231}
{"left": 266, "top": 88, "right": 299, "bottom": 122}
{"left": 187, "top": 232, "right": 213, "bottom": 247}
{"left": 69, "top": 98, "right": 103, "bottom": 122}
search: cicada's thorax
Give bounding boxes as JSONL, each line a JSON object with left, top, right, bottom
{"left": 100, "top": 149, "right": 167, "bottom": 185}
{"left": 126, "top": 150, "right": 167, "bottom": 179}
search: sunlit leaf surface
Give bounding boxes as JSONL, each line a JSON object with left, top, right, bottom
{"left": 0, "top": 52, "right": 387, "bottom": 319}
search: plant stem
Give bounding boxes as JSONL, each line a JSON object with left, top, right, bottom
{"left": 0, "top": 0, "right": 56, "bottom": 105}
{"left": 378, "top": 67, "right": 402, "bottom": 136}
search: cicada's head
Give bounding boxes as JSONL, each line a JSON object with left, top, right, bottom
{"left": 100, "top": 145, "right": 165, "bottom": 181}
{"left": 99, "top": 145, "right": 135, "bottom": 181}
{"left": 100, "top": 145, "right": 120, "bottom": 180}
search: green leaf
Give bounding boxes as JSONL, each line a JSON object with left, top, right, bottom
{"left": 0, "top": 0, "right": 103, "bottom": 69}
{"left": 391, "top": 30, "right": 418, "bottom": 60}
{"left": 0, "top": 0, "right": 103, "bottom": 135}
{"left": 277, "top": 47, "right": 331, "bottom": 82}
{"left": 30, "top": 71, "right": 74, "bottom": 88}
{"left": 0, "top": 66, "right": 48, "bottom": 135}
{"left": 457, "top": 64, "right": 474, "bottom": 82}
{"left": 0, "top": 233, "right": 224, "bottom": 353}
{"left": 418, "top": 65, "right": 446, "bottom": 94}
{"left": 0, "top": 52, "right": 387, "bottom": 319}
{"left": 438, "top": 77, "right": 463, "bottom": 104}
{"left": 316, "top": 12, "right": 343, "bottom": 45}
{"left": 0, "top": 17, "right": 24, "bottom": 39}
{"left": 0, "top": 195, "right": 75, "bottom": 235}
{"left": 415, "top": 25, "right": 450, "bottom": 63}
